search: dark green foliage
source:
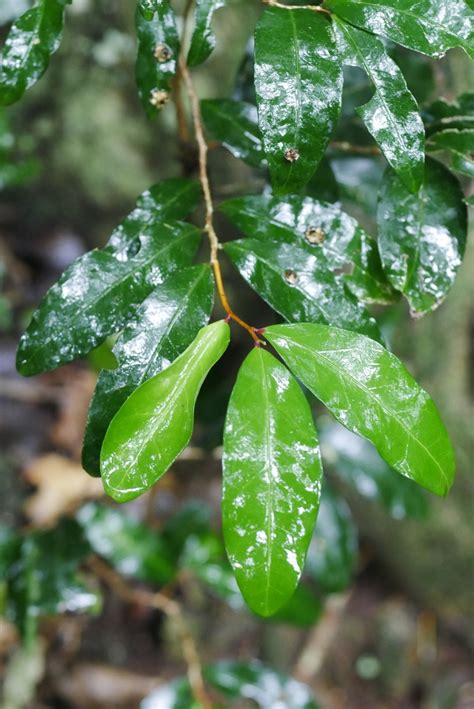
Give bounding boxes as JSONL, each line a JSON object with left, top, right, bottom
{"left": 5, "top": 0, "right": 472, "bottom": 629}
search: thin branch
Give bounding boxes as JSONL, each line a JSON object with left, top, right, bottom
{"left": 89, "top": 556, "right": 213, "bottom": 709}
{"left": 178, "top": 56, "right": 264, "bottom": 346}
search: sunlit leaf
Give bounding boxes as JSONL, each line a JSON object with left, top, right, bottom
{"left": 378, "top": 157, "right": 467, "bottom": 315}
{"left": 223, "top": 347, "right": 322, "bottom": 617}
{"left": 135, "top": 0, "right": 179, "bottom": 119}
{"left": 0, "top": 0, "right": 71, "bottom": 106}
{"left": 254, "top": 7, "right": 343, "bottom": 194}
{"left": 17, "top": 222, "right": 201, "bottom": 376}
{"left": 101, "top": 321, "right": 230, "bottom": 502}
{"left": 82, "top": 265, "right": 214, "bottom": 476}
{"left": 187, "top": 0, "right": 224, "bottom": 67}
{"left": 334, "top": 18, "right": 424, "bottom": 192}
{"left": 221, "top": 193, "right": 394, "bottom": 304}
{"left": 326, "top": 0, "right": 474, "bottom": 59}
{"left": 265, "top": 323, "right": 455, "bottom": 497}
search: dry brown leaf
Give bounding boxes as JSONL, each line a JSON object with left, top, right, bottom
{"left": 50, "top": 370, "right": 97, "bottom": 459}
{"left": 23, "top": 454, "right": 103, "bottom": 528}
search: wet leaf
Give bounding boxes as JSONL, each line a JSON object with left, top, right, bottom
{"left": 136, "top": 0, "right": 180, "bottom": 119}
{"left": 201, "top": 98, "right": 266, "bottom": 168}
{"left": 105, "top": 178, "right": 201, "bottom": 253}
{"left": 101, "top": 321, "right": 230, "bottom": 502}
{"left": 306, "top": 483, "right": 358, "bottom": 593}
{"left": 142, "top": 660, "right": 319, "bottom": 708}
{"left": 77, "top": 503, "right": 174, "bottom": 584}
{"left": 222, "top": 347, "right": 322, "bottom": 617}
{"left": 319, "top": 419, "right": 429, "bottom": 519}
{"left": 187, "top": 0, "right": 225, "bottom": 67}
{"left": 265, "top": 323, "right": 456, "bottom": 497}
{"left": 333, "top": 18, "right": 424, "bottom": 192}
{"left": 6, "top": 520, "right": 101, "bottom": 639}
{"left": 0, "top": 0, "right": 71, "bottom": 106}
{"left": 221, "top": 193, "right": 394, "bottom": 304}
{"left": 426, "top": 128, "right": 474, "bottom": 177}
{"left": 378, "top": 157, "right": 467, "bottom": 315}
{"left": 254, "top": 7, "right": 343, "bottom": 194}
{"left": 224, "top": 238, "right": 383, "bottom": 342}
{"left": 82, "top": 265, "right": 214, "bottom": 476}
{"left": 326, "top": 0, "right": 474, "bottom": 59}
{"left": 16, "top": 221, "right": 201, "bottom": 376}
{"left": 423, "top": 92, "right": 474, "bottom": 135}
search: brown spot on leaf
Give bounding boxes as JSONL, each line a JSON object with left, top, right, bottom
{"left": 154, "top": 44, "right": 172, "bottom": 62}
{"left": 284, "top": 269, "right": 299, "bottom": 285}
{"left": 305, "top": 226, "right": 326, "bottom": 245}
{"left": 150, "top": 89, "right": 169, "bottom": 108}
{"left": 284, "top": 148, "right": 300, "bottom": 163}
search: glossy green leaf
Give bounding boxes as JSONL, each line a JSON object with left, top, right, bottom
{"left": 0, "top": 0, "right": 71, "bottom": 106}
{"left": 17, "top": 221, "right": 201, "bottom": 376}
{"left": 101, "top": 320, "right": 230, "bottom": 502}
{"left": 201, "top": 98, "right": 266, "bottom": 168}
{"left": 333, "top": 18, "right": 424, "bottom": 192}
{"left": 378, "top": 157, "right": 467, "bottom": 315}
{"left": 5, "top": 520, "right": 101, "bottom": 639}
{"left": 136, "top": 0, "right": 179, "bottom": 119}
{"left": 142, "top": 661, "right": 319, "bottom": 709}
{"left": 187, "top": 0, "right": 224, "bottom": 67}
{"left": 254, "top": 7, "right": 343, "bottom": 194}
{"left": 105, "top": 177, "right": 201, "bottom": 254}
{"left": 426, "top": 128, "right": 474, "bottom": 177}
{"left": 423, "top": 93, "right": 474, "bottom": 135}
{"left": 224, "top": 238, "right": 383, "bottom": 342}
{"left": 306, "top": 483, "right": 358, "bottom": 593}
{"left": 319, "top": 418, "right": 429, "bottom": 519}
{"left": 265, "top": 323, "right": 456, "bottom": 497}
{"left": 82, "top": 265, "right": 214, "bottom": 476}
{"left": 223, "top": 347, "right": 322, "bottom": 617}
{"left": 77, "top": 503, "right": 175, "bottom": 584}
{"left": 221, "top": 193, "right": 394, "bottom": 304}
{"left": 326, "top": 0, "right": 474, "bottom": 59}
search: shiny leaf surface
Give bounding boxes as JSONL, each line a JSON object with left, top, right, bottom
{"left": 17, "top": 221, "right": 201, "bottom": 376}
{"left": 326, "top": 0, "right": 474, "bottom": 59}
{"left": 224, "top": 238, "right": 383, "bottom": 341}
{"left": 265, "top": 323, "right": 456, "bottom": 496}
{"left": 101, "top": 321, "right": 230, "bottom": 502}
{"left": 254, "top": 8, "right": 343, "bottom": 194}
{"left": 306, "top": 483, "right": 358, "bottom": 593}
{"left": 223, "top": 348, "right": 322, "bottom": 617}
{"left": 187, "top": 0, "right": 224, "bottom": 66}
{"left": 142, "top": 661, "right": 319, "bottom": 709}
{"left": 106, "top": 178, "right": 201, "bottom": 254}
{"left": 426, "top": 128, "right": 474, "bottom": 177}
{"left": 82, "top": 265, "right": 214, "bottom": 476}
{"left": 77, "top": 503, "right": 174, "bottom": 584}
{"left": 334, "top": 18, "right": 425, "bottom": 192}
{"left": 136, "top": 0, "right": 180, "bottom": 119}
{"left": 201, "top": 98, "right": 266, "bottom": 168}
{"left": 378, "top": 157, "right": 467, "bottom": 315}
{"left": 320, "top": 418, "right": 429, "bottom": 519}
{"left": 0, "top": 0, "right": 71, "bottom": 106}
{"left": 221, "top": 193, "right": 394, "bottom": 304}
{"left": 423, "top": 92, "right": 474, "bottom": 135}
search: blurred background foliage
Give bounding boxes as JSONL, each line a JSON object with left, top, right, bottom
{"left": 0, "top": 1, "right": 473, "bottom": 707}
